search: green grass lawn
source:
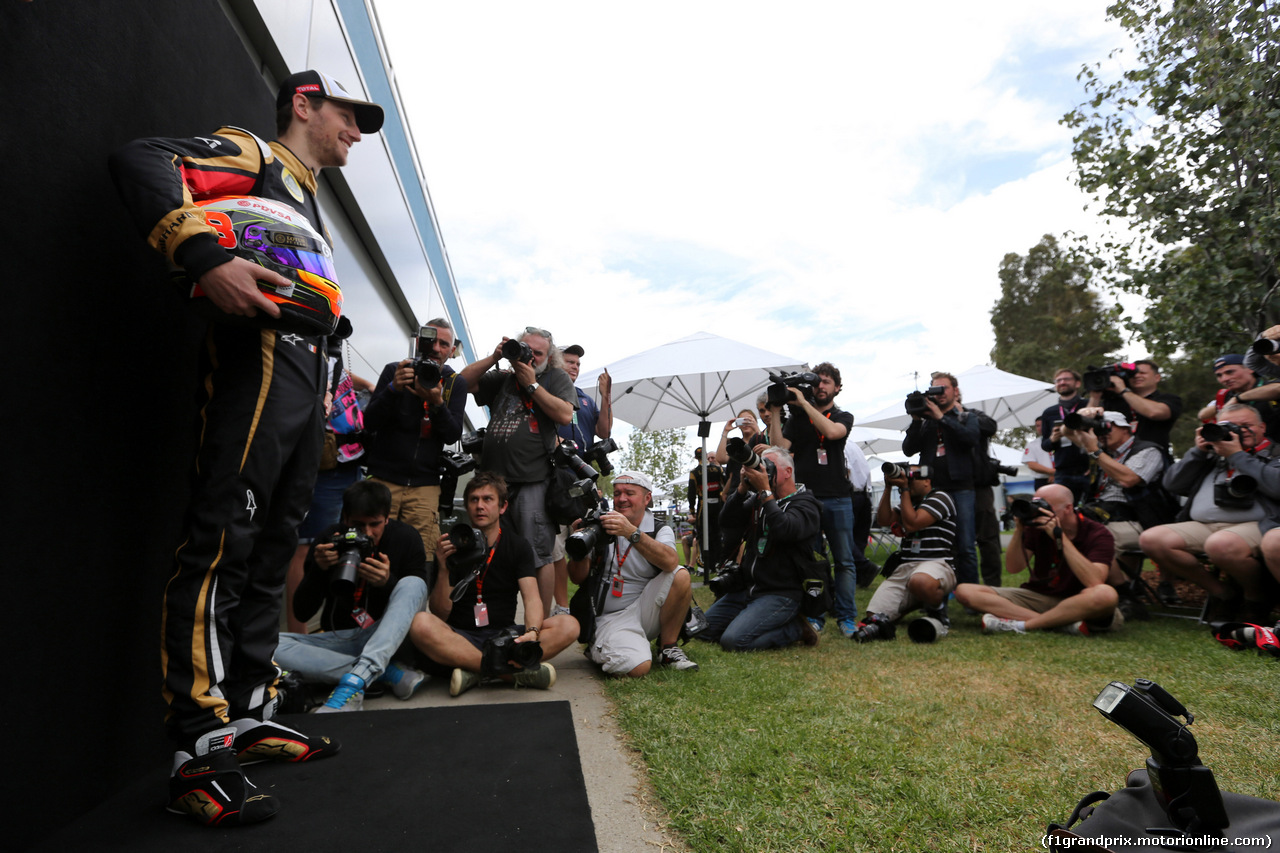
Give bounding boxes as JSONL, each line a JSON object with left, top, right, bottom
{"left": 600, "top": 563, "right": 1280, "bottom": 852}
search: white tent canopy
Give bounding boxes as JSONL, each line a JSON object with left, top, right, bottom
{"left": 857, "top": 364, "right": 1055, "bottom": 432}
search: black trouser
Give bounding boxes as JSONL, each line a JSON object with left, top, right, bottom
{"left": 163, "top": 325, "right": 325, "bottom": 748}
{"left": 696, "top": 504, "right": 722, "bottom": 570}
{"left": 850, "top": 488, "right": 876, "bottom": 582}
{"left": 975, "top": 485, "right": 1003, "bottom": 587}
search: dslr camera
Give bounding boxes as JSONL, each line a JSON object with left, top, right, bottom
{"left": 326, "top": 527, "right": 375, "bottom": 594}
{"left": 881, "top": 462, "right": 931, "bottom": 481}
{"left": 1008, "top": 496, "right": 1053, "bottom": 524}
{"left": 1214, "top": 473, "right": 1257, "bottom": 511}
{"left": 707, "top": 559, "right": 747, "bottom": 599}
{"left": 437, "top": 450, "right": 477, "bottom": 523}
{"left": 726, "top": 437, "right": 777, "bottom": 484}
{"left": 410, "top": 325, "right": 443, "bottom": 388}
{"left": 904, "top": 385, "right": 946, "bottom": 416}
{"left": 1200, "top": 421, "right": 1244, "bottom": 443}
{"left": 1082, "top": 362, "right": 1137, "bottom": 394}
{"left": 501, "top": 338, "right": 535, "bottom": 366}
{"left": 1063, "top": 411, "right": 1108, "bottom": 433}
{"left": 580, "top": 436, "right": 618, "bottom": 477}
{"left": 565, "top": 508, "right": 608, "bottom": 561}
{"left": 766, "top": 370, "right": 818, "bottom": 406}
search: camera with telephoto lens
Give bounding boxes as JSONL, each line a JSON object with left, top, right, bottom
{"left": 411, "top": 326, "right": 443, "bottom": 387}
{"left": 480, "top": 624, "right": 543, "bottom": 676}
{"left": 1082, "top": 362, "right": 1138, "bottom": 393}
{"left": 726, "top": 437, "right": 777, "bottom": 484}
{"left": 1092, "top": 678, "right": 1229, "bottom": 831}
{"left": 437, "top": 450, "right": 477, "bottom": 523}
{"left": 707, "top": 560, "right": 747, "bottom": 598}
{"left": 766, "top": 370, "right": 819, "bottom": 406}
{"left": 1009, "top": 496, "right": 1053, "bottom": 524}
{"left": 881, "top": 462, "right": 931, "bottom": 481}
{"left": 1200, "top": 421, "right": 1244, "bottom": 443}
{"left": 550, "top": 440, "right": 603, "bottom": 524}
{"left": 460, "top": 428, "right": 486, "bottom": 458}
{"left": 904, "top": 385, "right": 947, "bottom": 416}
{"left": 580, "top": 436, "right": 619, "bottom": 476}
{"left": 1063, "top": 411, "right": 1107, "bottom": 433}
{"left": 565, "top": 508, "right": 607, "bottom": 561}
{"left": 446, "top": 522, "right": 489, "bottom": 576}
{"left": 1214, "top": 474, "right": 1258, "bottom": 511}
{"left": 852, "top": 613, "right": 897, "bottom": 643}
{"left": 501, "top": 338, "right": 535, "bottom": 365}
{"left": 327, "top": 527, "right": 374, "bottom": 595}
{"left": 1251, "top": 336, "right": 1280, "bottom": 356}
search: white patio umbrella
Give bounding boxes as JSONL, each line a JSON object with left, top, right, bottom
{"left": 577, "top": 331, "right": 807, "bottom": 558}
{"left": 856, "top": 364, "right": 1055, "bottom": 432}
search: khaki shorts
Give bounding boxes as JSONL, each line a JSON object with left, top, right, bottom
{"left": 991, "top": 586, "right": 1124, "bottom": 632}
{"left": 1159, "top": 520, "right": 1262, "bottom": 554}
{"left": 588, "top": 570, "right": 678, "bottom": 676}
{"left": 866, "top": 560, "right": 955, "bottom": 621}
{"left": 371, "top": 479, "right": 441, "bottom": 561}
{"left": 1106, "top": 520, "right": 1144, "bottom": 551}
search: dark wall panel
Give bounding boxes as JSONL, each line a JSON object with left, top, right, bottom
{"left": 2, "top": 2, "right": 280, "bottom": 847}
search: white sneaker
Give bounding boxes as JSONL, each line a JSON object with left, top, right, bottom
{"left": 981, "top": 613, "right": 1026, "bottom": 634}
{"left": 659, "top": 645, "right": 699, "bottom": 671}
{"left": 550, "top": 603, "right": 572, "bottom": 618}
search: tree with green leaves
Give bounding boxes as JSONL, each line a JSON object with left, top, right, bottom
{"left": 616, "top": 426, "right": 688, "bottom": 505}
{"left": 989, "top": 234, "right": 1124, "bottom": 382}
{"left": 1063, "top": 0, "right": 1280, "bottom": 357}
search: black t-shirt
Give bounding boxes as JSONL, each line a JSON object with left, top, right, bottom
{"left": 784, "top": 405, "right": 855, "bottom": 497}
{"left": 294, "top": 519, "right": 428, "bottom": 631}
{"left": 1100, "top": 389, "right": 1183, "bottom": 451}
{"left": 1041, "top": 397, "right": 1089, "bottom": 475}
{"left": 445, "top": 517, "right": 537, "bottom": 632}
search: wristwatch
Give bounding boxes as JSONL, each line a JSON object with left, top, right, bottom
{"left": 1087, "top": 449, "right": 1102, "bottom": 460}
{"left": 525, "top": 381, "right": 540, "bottom": 395}
{"left": 759, "top": 489, "right": 773, "bottom": 501}
{"left": 628, "top": 530, "right": 642, "bottom": 544}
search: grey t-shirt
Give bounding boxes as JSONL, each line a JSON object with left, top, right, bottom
{"left": 1187, "top": 458, "right": 1266, "bottom": 524}
{"left": 476, "top": 367, "right": 576, "bottom": 483}
{"left": 601, "top": 511, "right": 675, "bottom": 615}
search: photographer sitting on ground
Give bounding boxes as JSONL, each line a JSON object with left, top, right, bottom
{"left": 855, "top": 464, "right": 956, "bottom": 641}
{"left": 1139, "top": 404, "right": 1280, "bottom": 624}
{"left": 1061, "top": 410, "right": 1168, "bottom": 616}
{"left": 955, "top": 484, "right": 1121, "bottom": 635}
{"left": 276, "top": 480, "right": 430, "bottom": 712}
{"left": 409, "top": 472, "right": 578, "bottom": 696}
{"left": 568, "top": 471, "right": 698, "bottom": 676}
{"left": 697, "top": 446, "right": 823, "bottom": 651}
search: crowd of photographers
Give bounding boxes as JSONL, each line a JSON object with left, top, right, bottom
{"left": 280, "top": 324, "right": 1280, "bottom": 720}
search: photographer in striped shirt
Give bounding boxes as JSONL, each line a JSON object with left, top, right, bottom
{"left": 852, "top": 464, "right": 957, "bottom": 641}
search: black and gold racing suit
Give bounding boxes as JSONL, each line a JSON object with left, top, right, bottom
{"left": 110, "top": 128, "right": 329, "bottom": 747}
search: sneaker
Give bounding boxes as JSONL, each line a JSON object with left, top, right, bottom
{"left": 511, "top": 663, "right": 557, "bottom": 690}
{"left": 231, "top": 718, "right": 340, "bottom": 765}
{"left": 659, "top": 645, "right": 699, "bottom": 671}
{"left": 797, "top": 615, "right": 820, "bottom": 646}
{"left": 449, "top": 667, "right": 482, "bottom": 697}
{"left": 981, "top": 613, "right": 1026, "bottom": 634}
{"left": 380, "top": 661, "right": 428, "bottom": 700}
{"left": 315, "top": 672, "right": 365, "bottom": 713}
{"left": 1059, "top": 620, "right": 1091, "bottom": 636}
{"left": 837, "top": 618, "right": 858, "bottom": 639}
{"left": 549, "top": 603, "right": 572, "bottom": 618}
{"left": 924, "top": 605, "right": 951, "bottom": 629}
{"left": 169, "top": 728, "right": 279, "bottom": 826}
{"left": 807, "top": 617, "right": 825, "bottom": 634}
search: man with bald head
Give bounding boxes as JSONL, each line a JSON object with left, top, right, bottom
{"left": 955, "top": 484, "right": 1121, "bottom": 635}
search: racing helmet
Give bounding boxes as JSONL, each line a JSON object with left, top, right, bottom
{"left": 181, "top": 196, "right": 343, "bottom": 336}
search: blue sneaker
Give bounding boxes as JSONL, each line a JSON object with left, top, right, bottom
{"left": 379, "top": 661, "right": 427, "bottom": 700}
{"left": 316, "top": 672, "right": 365, "bottom": 713}
{"left": 838, "top": 618, "right": 859, "bottom": 638}
{"left": 807, "top": 617, "right": 824, "bottom": 634}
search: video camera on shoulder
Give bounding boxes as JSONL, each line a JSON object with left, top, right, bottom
{"left": 766, "top": 370, "right": 818, "bottom": 406}
{"left": 411, "top": 325, "right": 442, "bottom": 388}
{"left": 1082, "top": 362, "right": 1137, "bottom": 394}
{"left": 904, "top": 385, "right": 946, "bottom": 416}
{"left": 501, "top": 338, "right": 535, "bottom": 365}
{"left": 327, "top": 527, "right": 374, "bottom": 595}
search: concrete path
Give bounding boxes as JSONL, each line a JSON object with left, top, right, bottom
{"left": 361, "top": 644, "right": 679, "bottom": 853}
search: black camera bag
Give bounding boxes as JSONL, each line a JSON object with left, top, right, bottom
{"left": 1048, "top": 769, "right": 1280, "bottom": 852}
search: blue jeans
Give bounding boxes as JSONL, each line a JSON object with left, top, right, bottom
{"left": 951, "top": 488, "right": 978, "bottom": 586}
{"left": 815, "top": 494, "right": 858, "bottom": 624}
{"left": 702, "top": 590, "right": 802, "bottom": 651}
{"left": 275, "top": 575, "right": 427, "bottom": 684}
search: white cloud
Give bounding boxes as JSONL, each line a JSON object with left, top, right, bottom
{"left": 377, "top": 0, "right": 1129, "bottom": 428}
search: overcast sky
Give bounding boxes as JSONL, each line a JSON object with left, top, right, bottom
{"left": 375, "top": 0, "right": 1131, "bottom": 432}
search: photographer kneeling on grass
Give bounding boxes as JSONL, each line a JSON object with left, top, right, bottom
{"left": 568, "top": 471, "right": 698, "bottom": 676}
{"left": 854, "top": 464, "right": 956, "bottom": 642}
{"left": 697, "top": 446, "right": 823, "bottom": 650}
{"left": 955, "top": 484, "right": 1121, "bottom": 636}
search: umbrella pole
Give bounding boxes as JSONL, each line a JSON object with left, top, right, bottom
{"left": 701, "top": 437, "right": 710, "bottom": 582}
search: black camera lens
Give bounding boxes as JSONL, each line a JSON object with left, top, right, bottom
{"left": 501, "top": 339, "right": 534, "bottom": 364}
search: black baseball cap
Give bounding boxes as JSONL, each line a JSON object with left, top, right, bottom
{"left": 277, "top": 70, "right": 384, "bottom": 134}
{"left": 562, "top": 344, "right": 585, "bottom": 357}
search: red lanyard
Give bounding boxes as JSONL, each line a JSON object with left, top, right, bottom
{"left": 475, "top": 526, "right": 502, "bottom": 603}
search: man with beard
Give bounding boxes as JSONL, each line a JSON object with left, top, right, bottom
{"left": 771, "top": 362, "right": 858, "bottom": 635}
{"left": 459, "top": 328, "right": 577, "bottom": 613}
{"left": 1041, "top": 368, "right": 1092, "bottom": 504}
